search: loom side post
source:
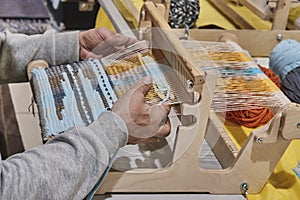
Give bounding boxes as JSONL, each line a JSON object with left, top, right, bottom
{"left": 254, "top": 103, "right": 300, "bottom": 142}
{"left": 253, "top": 111, "right": 283, "bottom": 143}
{"left": 280, "top": 103, "right": 300, "bottom": 140}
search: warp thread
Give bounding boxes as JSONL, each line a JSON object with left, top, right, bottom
{"left": 269, "top": 39, "right": 300, "bottom": 104}
{"left": 225, "top": 65, "right": 280, "bottom": 128}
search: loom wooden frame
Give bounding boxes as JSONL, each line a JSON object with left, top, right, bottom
{"left": 96, "top": 1, "right": 300, "bottom": 194}
{"left": 208, "top": 0, "right": 293, "bottom": 30}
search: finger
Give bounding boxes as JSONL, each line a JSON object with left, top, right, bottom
{"left": 125, "top": 76, "right": 153, "bottom": 108}
{"left": 127, "top": 135, "right": 158, "bottom": 144}
{"left": 131, "top": 76, "right": 153, "bottom": 96}
{"left": 142, "top": 137, "right": 160, "bottom": 143}
{"left": 153, "top": 118, "right": 171, "bottom": 138}
{"left": 108, "top": 34, "right": 137, "bottom": 48}
{"left": 80, "top": 48, "right": 103, "bottom": 60}
{"left": 92, "top": 42, "right": 111, "bottom": 53}
{"left": 127, "top": 136, "right": 139, "bottom": 144}
{"left": 160, "top": 103, "right": 171, "bottom": 115}
{"left": 127, "top": 103, "right": 168, "bottom": 139}
{"left": 124, "top": 37, "right": 139, "bottom": 47}
{"left": 96, "top": 28, "right": 118, "bottom": 41}
{"left": 147, "top": 104, "right": 169, "bottom": 135}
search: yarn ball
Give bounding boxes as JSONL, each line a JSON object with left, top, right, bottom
{"left": 281, "top": 67, "right": 300, "bottom": 104}
{"left": 224, "top": 65, "right": 280, "bottom": 128}
{"left": 258, "top": 64, "right": 280, "bottom": 89}
{"left": 269, "top": 39, "right": 300, "bottom": 104}
{"left": 168, "top": 0, "right": 200, "bottom": 28}
{"left": 226, "top": 108, "right": 274, "bottom": 128}
{"left": 269, "top": 39, "right": 300, "bottom": 81}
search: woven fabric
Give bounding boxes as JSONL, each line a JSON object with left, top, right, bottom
{"left": 32, "top": 59, "right": 114, "bottom": 141}
{"left": 30, "top": 43, "right": 182, "bottom": 141}
{"left": 182, "top": 40, "right": 287, "bottom": 112}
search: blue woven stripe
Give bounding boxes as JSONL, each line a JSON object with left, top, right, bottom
{"left": 31, "top": 59, "right": 115, "bottom": 140}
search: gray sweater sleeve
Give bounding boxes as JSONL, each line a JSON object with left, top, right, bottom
{"left": 0, "top": 111, "right": 128, "bottom": 200}
{"left": 0, "top": 30, "right": 79, "bottom": 84}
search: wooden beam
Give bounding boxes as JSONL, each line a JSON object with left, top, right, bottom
{"left": 238, "top": 0, "right": 270, "bottom": 20}
{"left": 182, "top": 29, "right": 300, "bottom": 57}
{"left": 272, "top": 0, "right": 292, "bottom": 30}
{"left": 97, "top": 0, "right": 136, "bottom": 38}
{"left": 122, "top": 0, "right": 140, "bottom": 23}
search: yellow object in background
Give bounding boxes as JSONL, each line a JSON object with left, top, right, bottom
{"left": 288, "top": 6, "right": 300, "bottom": 25}
{"left": 247, "top": 140, "right": 300, "bottom": 200}
{"left": 196, "top": 0, "right": 236, "bottom": 29}
{"left": 95, "top": 0, "right": 144, "bottom": 30}
{"left": 95, "top": 7, "right": 116, "bottom": 31}
{"left": 95, "top": 0, "right": 236, "bottom": 30}
{"left": 288, "top": 6, "right": 300, "bottom": 29}
{"left": 221, "top": 114, "right": 300, "bottom": 200}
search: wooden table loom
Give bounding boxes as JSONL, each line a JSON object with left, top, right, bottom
{"left": 95, "top": 1, "right": 300, "bottom": 195}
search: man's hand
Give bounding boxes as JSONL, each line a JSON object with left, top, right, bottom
{"left": 112, "top": 76, "right": 171, "bottom": 144}
{"left": 79, "top": 28, "right": 137, "bottom": 60}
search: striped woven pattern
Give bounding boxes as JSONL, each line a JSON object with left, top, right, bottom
{"left": 31, "top": 59, "right": 116, "bottom": 141}
{"left": 30, "top": 42, "right": 184, "bottom": 141}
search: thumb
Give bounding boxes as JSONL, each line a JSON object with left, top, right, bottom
{"left": 132, "top": 76, "right": 153, "bottom": 96}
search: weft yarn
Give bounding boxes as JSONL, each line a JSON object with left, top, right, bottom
{"left": 225, "top": 65, "right": 279, "bottom": 128}
{"left": 269, "top": 39, "right": 300, "bottom": 104}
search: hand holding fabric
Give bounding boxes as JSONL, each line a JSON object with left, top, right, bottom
{"left": 112, "top": 76, "right": 171, "bottom": 144}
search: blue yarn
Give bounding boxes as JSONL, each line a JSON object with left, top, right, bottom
{"left": 293, "top": 161, "right": 300, "bottom": 179}
{"left": 31, "top": 56, "right": 175, "bottom": 141}
{"left": 269, "top": 39, "right": 300, "bottom": 81}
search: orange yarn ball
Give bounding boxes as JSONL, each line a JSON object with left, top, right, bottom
{"left": 258, "top": 64, "right": 281, "bottom": 88}
{"left": 224, "top": 64, "right": 278, "bottom": 128}
{"left": 226, "top": 108, "right": 274, "bottom": 128}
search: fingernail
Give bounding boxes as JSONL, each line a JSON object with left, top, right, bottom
{"left": 143, "top": 76, "right": 152, "bottom": 85}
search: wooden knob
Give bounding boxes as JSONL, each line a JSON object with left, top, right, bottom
{"left": 27, "top": 59, "right": 49, "bottom": 80}
{"left": 217, "top": 32, "right": 239, "bottom": 44}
